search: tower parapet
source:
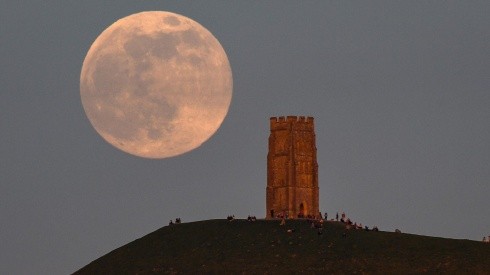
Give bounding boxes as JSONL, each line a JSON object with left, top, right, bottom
{"left": 270, "top": 116, "right": 315, "bottom": 131}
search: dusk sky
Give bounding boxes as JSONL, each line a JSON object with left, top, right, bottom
{"left": 2, "top": 2, "right": 489, "bottom": 274}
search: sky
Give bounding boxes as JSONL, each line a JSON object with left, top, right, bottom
{"left": 1, "top": 1, "right": 489, "bottom": 274}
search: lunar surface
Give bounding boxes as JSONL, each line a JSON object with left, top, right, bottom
{"left": 80, "top": 11, "right": 232, "bottom": 158}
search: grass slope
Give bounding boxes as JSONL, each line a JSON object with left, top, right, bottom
{"left": 75, "top": 219, "right": 490, "bottom": 274}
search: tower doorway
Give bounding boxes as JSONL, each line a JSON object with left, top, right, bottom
{"left": 299, "top": 203, "right": 306, "bottom": 218}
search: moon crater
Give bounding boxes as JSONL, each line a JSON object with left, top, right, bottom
{"left": 80, "top": 11, "right": 232, "bottom": 158}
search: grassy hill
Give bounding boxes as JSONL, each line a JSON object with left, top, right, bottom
{"left": 74, "top": 219, "right": 490, "bottom": 274}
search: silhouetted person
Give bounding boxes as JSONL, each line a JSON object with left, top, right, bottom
{"left": 324, "top": 212, "right": 328, "bottom": 220}
{"left": 336, "top": 212, "right": 339, "bottom": 221}
{"left": 169, "top": 220, "right": 173, "bottom": 225}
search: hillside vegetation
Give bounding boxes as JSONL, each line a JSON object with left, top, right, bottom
{"left": 75, "top": 219, "right": 490, "bottom": 274}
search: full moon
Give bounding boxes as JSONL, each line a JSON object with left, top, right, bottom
{"left": 80, "top": 11, "right": 232, "bottom": 158}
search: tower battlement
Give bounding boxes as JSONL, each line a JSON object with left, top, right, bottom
{"left": 270, "top": 116, "right": 314, "bottom": 131}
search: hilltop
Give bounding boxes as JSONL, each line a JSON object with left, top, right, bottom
{"left": 74, "top": 219, "right": 489, "bottom": 274}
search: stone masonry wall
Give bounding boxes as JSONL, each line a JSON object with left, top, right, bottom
{"left": 267, "top": 116, "right": 319, "bottom": 219}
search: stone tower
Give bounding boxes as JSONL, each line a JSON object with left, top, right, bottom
{"left": 266, "top": 116, "right": 319, "bottom": 219}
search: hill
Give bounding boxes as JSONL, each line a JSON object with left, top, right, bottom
{"left": 74, "top": 219, "right": 490, "bottom": 274}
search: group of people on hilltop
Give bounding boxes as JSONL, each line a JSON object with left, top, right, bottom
{"left": 227, "top": 215, "right": 259, "bottom": 221}
{"left": 297, "top": 213, "right": 317, "bottom": 219}
{"left": 168, "top": 218, "right": 182, "bottom": 225}
{"left": 271, "top": 211, "right": 289, "bottom": 219}
{"left": 309, "top": 217, "right": 325, "bottom": 235}
{"left": 483, "top": 236, "right": 490, "bottom": 243}
{"left": 272, "top": 210, "right": 319, "bottom": 220}
{"left": 273, "top": 210, "right": 328, "bottom": 220}
{"left": 335, "top": 211, "right": 379, "bottom": 232}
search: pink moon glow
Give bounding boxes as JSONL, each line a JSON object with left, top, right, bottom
{"left": 80, "top": 11, "right": 232, "bottom": 158}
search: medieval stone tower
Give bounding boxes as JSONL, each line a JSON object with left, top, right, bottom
{"left": 267, "top": 116, "right": 319, "bottom": 219}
